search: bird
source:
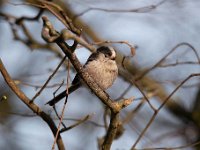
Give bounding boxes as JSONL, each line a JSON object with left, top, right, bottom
{"left": 46, "top": 46, "right": 118, "bottom": 106}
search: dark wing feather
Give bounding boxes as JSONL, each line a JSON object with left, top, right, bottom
{"left": 72, "top": 52, "right": 99, "bottom": 85}
{"left": 84, "top": 52, "right": 99, "bottom": 65}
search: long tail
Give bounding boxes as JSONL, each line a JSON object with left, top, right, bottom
{"left": 46, "top": 83, "right": 81, "bottom": 106}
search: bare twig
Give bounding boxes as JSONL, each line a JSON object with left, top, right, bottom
{"left": 115, "top": 84, "right": 132, "bottom": 101}
{"left": 52, "top": 96, "right": 68, "bottom": 150}
{"left": 14, "top": 80, "right": 66, "bottom": 89}
{"left": 136, "top": 42, "right": 200, "bottom": 81}
{"left": 0, "top": 12, "right": 60, "bottom": 52}
{"left": 41, "top": 16, "right": 133, "bottom": 113}
{"left": 52, "top": 59, "right": 71, "bottom": 150}
{"left": 92, "top": 40, "right": 137, "bottom": 56}
{"left": 0, "top": 111, "right": 104, "bottom": 127}
{"left": 134, "top": 81, "right": 156, "bottom": 111}
{"left": 158, "top": 60, "right": 200, "bottom": 67}
{"left": 0, "top": 111, "right": 37, "bottom": 117}
{"left": 31, "top": 55, "right": 67, "bottom": 102}
{"left": 122, "top": 92, "right": 156, "bottom": 124}
{"left": 53, "top": 80, "right": 65, "bottom": 98}
{"left": 0, "top": 59, "right": 65, "bottom": 150}
{"left": 40, "top": 15, "right": 134, "bottom": 149}
{"left": 131, "top": 73, "right": 200, "bottom": 149}
{"left": 53, "top": 106, "right": 67, "bottom": 129}
{"left": 61, "top": 29, "right": 96, "bottom": 52}
{"left": 72, "top": 0, "right": 168, "bottom": 20}
{"left": 135, "top": 140, "right": 200, "bottom": 150}
{"left": 51, "top": 59, "right": 72, "bottom": 131}
{"left": 14, "top": 0, "right": 81, "bottom": 34}
{"left": 15, "top": 3, "right": 46, "bottom": 24}
{"left": 60, "top": 115, "right": 91, "bottom": 133}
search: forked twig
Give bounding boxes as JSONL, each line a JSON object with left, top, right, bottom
{"left": 131, "top": 73, "right": 200, "bottom": 149}
{"left": 60, "top": 115, "right": 91, "bottom": 133}
{"left": 0, "top": 59, "right": 65, "bottom": 149}
{"left": 73, "top": 0, "right": 168, "bottom": 20}
{"left": 136, "top": 42, "right": 200, "bottom": 81}
{"left": 31, "top": 56, "right": 67, "bottom": 102}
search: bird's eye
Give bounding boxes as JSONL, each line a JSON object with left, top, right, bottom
{"left": 105, "top": 54, "right": 110, "bottom": 58}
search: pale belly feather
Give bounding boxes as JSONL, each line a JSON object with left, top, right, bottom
{"left": 84, "top": 59, "right": 118, "bottom": 90}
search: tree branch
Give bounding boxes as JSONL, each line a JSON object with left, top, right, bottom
{"left": 0, "top": 59, "right": 65, "bottom": 150}
{"left": 102, "top": 112, "right": 119, "bottom": 150}
{"left": 41, "top": 16, "right": 133, "bottom": 113}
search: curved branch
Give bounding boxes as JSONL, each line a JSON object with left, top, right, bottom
{"left": 136, "top": 42, "right": 200, "bottom": 81}
{"left": 0, "top": 59, "right": 65, "bottom": 150}
{"left": 72, "top": 0, "right": 168, "bottom": 20}
{"left": 131, "top": 73, "right": 200, "bottom": 149}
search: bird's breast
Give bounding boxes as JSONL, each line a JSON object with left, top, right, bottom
{"left": 84, "top": 59, "right": 118, "bottom": 90}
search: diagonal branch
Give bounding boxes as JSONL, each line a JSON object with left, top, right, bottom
{"left": 41, "top": 16, "right": 133, "bottom": 113}
{"left": 0, "top": 59, "right": 65, "bottom": 150}
{"left": 102, "top": 112, "right": 119, "bottom": 150}
{"left": 131, "top": 73, "right": 200, "bottom": 149}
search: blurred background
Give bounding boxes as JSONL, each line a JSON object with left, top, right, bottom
{"left": 0, "top": 0, "right": 200, "bottom": 149}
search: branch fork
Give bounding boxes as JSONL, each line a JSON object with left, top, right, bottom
{"left": 41, "top": 16, "right": 133, "bottom": 113}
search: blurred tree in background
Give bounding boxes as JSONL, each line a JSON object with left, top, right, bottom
{"left": 0, "top": 0, "right": 200, "bottom": 150}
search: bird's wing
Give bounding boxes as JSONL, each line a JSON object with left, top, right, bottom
{"left": 84, "top": 52, "right": 99, "bottom": 65}
{"left": 72, "top": 52, "right": 99, "bottom": 85}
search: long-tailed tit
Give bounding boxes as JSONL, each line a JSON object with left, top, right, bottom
{"left": 46, "top": 46, "right": 118, "bottom": 106}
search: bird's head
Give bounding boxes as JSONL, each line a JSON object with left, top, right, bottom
{"left": 97, "top": 46, "right": 116, "bottom": 60}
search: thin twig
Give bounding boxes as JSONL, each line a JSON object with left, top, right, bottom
{"left": 131, "top": 73, "right": 200, "bottom": 149}
{"left": 158, "top": 61, "right": 200, "bottom": 67}
{"left": 136, "top": 42, "right": 200, "bottom": 81}
{"left": 52, "top": 60, "right": 71, "bottom": 150}
{"left": 0, "top": 111, "right": 104, "bottom": 127}
{"left": 15, "top": 4, "right": 46, "bottom": 24}
{"left": 0, "top": 59, "right": 65, "bottom": 149}
{"left": 73, "top": 0, "right": 168, "bottom": 20}
{"left": 92, "top": 40, "right": 137, "bottom": 56}
{"left": 135, "top": 140, "right": 200, "bottom": 150}
{"left": 134, "top": 81, "right": 156, "bottom": 111}
{"left": 31, "top": 56, "right": 67, "bottom": 102}
{"left": 60, "top": 115, "right": 91, "bottom": 133}
{"left": 53, "top": 106, "right": 67, "bottom": 129}
{"left": 52, "top": 97, "right": 67, "bottom": 150}
{"left": 14, "top": 81, "right": 66, "bottom": 89}
{"left": 122, "top": 92, "right": 156, "bottom": 124}
{"left": 115, "top": 84, "right": 132, "bottom": 101}
{"left": 53, "top": 80, "right": 65, "bottom": 98}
